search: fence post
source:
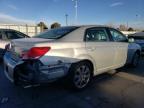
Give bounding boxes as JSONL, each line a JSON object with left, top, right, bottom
{"left": 35, "top": 26, "right": 37, "bottom": 35}
{"left": 18, "top": 25, "right": 20, "bottom": 32}
{"left": 26, "top": 24, "right": 28, "bottom": 35}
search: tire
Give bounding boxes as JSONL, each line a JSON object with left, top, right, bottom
{"left": 131, "top": 52, "right": 140, "bottom": 67}
{"left": 66, "top": 61, "right": 93, "bottom": 90}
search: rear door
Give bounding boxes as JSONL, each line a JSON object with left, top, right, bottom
{"left": 108, "top": 28, "right": 128, "bottom": 67}
{"left": 85, "top": 27, "right": 116, "bottom": 74}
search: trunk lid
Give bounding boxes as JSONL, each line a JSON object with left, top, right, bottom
{"left": 9, "top": 38, "right": 55, "bottom": 59}
{"left": 12, "top": 38, "right": 55, "bottom": 47}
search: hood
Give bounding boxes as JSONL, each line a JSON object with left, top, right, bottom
{"left": 135, "top": 40, "right": 144, "bottom": 44}
{"left": 128, "top": 43, "right": 141, "bottom": 51}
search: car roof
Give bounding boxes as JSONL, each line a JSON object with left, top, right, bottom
{"left": 129, "top": 32, "right": 144, "bottom": 37}
{"left": 55, "top": 25, "right": 113, "bottom": 42}
{"left": 0, "top": 28, "right": 19, "bottom": 32}
{"left": 62, "top": 25, "right": 111, "bottom": 29}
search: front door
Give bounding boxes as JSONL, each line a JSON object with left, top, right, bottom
{"left": 108, "top": 28, "right": 128, "bottom": 67}
{"left": 85, "top": 27, "right": 115, "bottom": 74}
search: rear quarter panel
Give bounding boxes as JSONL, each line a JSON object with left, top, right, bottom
{"left": 38, "top": 42, "right": 92, "bottom": 65}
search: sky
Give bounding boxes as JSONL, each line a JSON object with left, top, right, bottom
{"left": 0, "top": 0, "right": 144, "bottom": 29}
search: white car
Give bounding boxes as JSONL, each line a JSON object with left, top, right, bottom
{"left": 4, "top": 25, "right": 129, "bottom": 90}
{"left": 0, "top": 29, "right": 29, "bottom": 58}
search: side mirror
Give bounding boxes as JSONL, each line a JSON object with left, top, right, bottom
{"left": 128, "top": 38, "right": 135, "bottom": 43}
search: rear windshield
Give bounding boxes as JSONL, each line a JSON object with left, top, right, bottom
{"left": 35, "top": 26, "right": 78, "bottom": 39}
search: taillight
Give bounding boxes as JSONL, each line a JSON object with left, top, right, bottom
{"left": 21, "top": 47, "right": 51, "bottom": 60}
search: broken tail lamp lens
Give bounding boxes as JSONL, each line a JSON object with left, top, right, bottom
{"left": 21, "top": 47, "right": 51, "bottom": 60}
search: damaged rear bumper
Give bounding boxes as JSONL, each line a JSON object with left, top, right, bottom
{"left": 4, "top": 52, "right": 71, "bottom": 87}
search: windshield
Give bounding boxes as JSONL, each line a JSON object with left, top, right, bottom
{"left": 35, "top": 26, "right": 78, "bottom": 39}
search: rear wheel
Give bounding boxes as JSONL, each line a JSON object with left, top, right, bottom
{"left": 67, "top": 61, "right": 93, "bottom": 90}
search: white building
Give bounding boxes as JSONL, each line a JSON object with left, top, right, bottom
{"left": 0, "top": 24, "right": 41, "bottom": 37}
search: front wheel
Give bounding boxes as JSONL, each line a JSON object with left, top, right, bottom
{"left": 67, "top": 61, "right": 93, "bottom": 90}
{"left": 131, "top": 52, "right": 140, "bottom": 67}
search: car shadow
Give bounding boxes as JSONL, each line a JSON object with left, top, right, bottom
{"left": 117, "top": 56, "right": 144, "bottom": 77}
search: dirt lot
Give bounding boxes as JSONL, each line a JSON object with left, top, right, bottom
{"left": 0, "top": 57, "right": 144, "bottom": 108}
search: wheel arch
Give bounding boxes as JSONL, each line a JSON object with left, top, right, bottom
{"left": 74, "top": 54, "right": 96, "bottom": 75}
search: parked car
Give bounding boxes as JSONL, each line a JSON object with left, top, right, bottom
{"left": 4, "top": 25, "right": 129, "bottom": 90}
{"left": 126, "top": 42, "right": 141, "bottom": 67}
{"left": 0, "top": 29, "right": 29, "bottom": 58}
{"left": 128, "top": 32, "right": 144, "bottom": 54}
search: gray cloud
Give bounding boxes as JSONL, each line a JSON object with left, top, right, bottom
{"left": 8, "top": 4, "right": 18, "bottom": 10}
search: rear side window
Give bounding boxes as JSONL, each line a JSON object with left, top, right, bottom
{"left": 85, "top": 28, "right": 109, "bottom": 42}
{"left": 35, "top": 26, "right": 78, "bottom": 39}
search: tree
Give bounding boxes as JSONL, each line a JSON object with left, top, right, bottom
{"left": 37, "top": 22, "right": 48, "bottom": 32}
{"left": 106, "top": 22, "right": 116, "bottom": 28}
{"left": 119, "top": 24, "right": 128, "bottom": 31}
{"left": 128, "top": 27, "right": 134, "bottom": 31}
{"left": 51, "top": 22, "right": 61, "bottom": 29}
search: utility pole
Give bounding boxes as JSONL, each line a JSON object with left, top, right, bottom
{"left": 72, "top": 0, "right": 78, "bottom": 24}
{"left": 127, "top": 21, "right": 129, "bottom": 29}
{"left": 65, "top": 14, "right": 68, "bottom": 26}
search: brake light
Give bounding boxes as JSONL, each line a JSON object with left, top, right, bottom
{"left": 21, "top": 47, "right": 51, "bottom": 59}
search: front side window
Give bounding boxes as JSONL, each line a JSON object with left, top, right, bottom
{"left": 15, "top": 32, "right": 28, "bottom": 38}
{"left": 109, "top": 29, "right": 128, "bottom": 42}
{"left": 85, "top": 28, "right": 109, "bottom": 42}
{"left": 35, "top": 26, "right": 78, "bottom": 39}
